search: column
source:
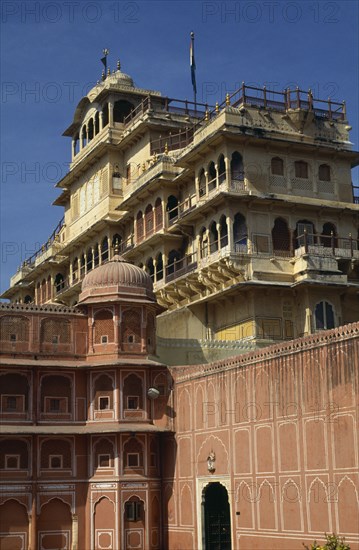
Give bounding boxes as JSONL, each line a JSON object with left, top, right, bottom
{"left": 77, "top": 257, "right": 81, "bottom": 280}
{"left": 69, "top": 262, "right": 73, "bottom": 285}
{"left": 162, "top": 251, "right": 168, "bottom": 280}
{"left": 162, "top": 200, "right": 167, "bottom": 229}
{"left": 71, "top": 139, "right": 76, "bottom": 161}
{"left": 153, "top": 259, "right": 157, "bottom": 283}
{"left": 114, "top": 308, "right": 119, "bottom": 345}
{"left": 204, "top": 171, "right": 209, "bottom": 195}
{"left": 84, "top": 253, "right": 87, "bottom": 275}
{"left": 88, "top": 314, "right": 94, "bottom": 352}
{"left": 91, "top": 247, "right": 95, "bottom": 270}
{"left": 215, "top": 163, "right": 219, "bottom": 188}
{"left": 50, "top": 275, "right": 54, "bottom": 301}
{"left": 227, "top": 214, "right": 234, "bottom": 252}
{"left": 99, "top": 111, "right": 103, "bottom": 131}
{"left": 98, "top": 243, "right": 102, "bottom": 265}
{"left": 225, "top": 156, "right": 231, "bottom": 189}
{"left": 108, "top": 100, "right": 114, "bottom": 126}
{"left": 72, "top": 514, "right": 78, "bottom": 550}
{"left": 141, "top": 309, "right": 146, "bottom": 353}
{"left": 195, "top": 176, "right": 200, "bottom": 200}
{"left": 216, "top": 222, "right": 221, "bottom": 249}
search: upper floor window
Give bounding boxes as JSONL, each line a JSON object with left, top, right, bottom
{"left": 271, "top": 157, "right": 284, "bottom": 176}
{"left": 315, "top": 301, "right": 335, "bottom": 330}
{"left": 125, "top": 499, "right": 144, "bottom": 522}
{"left": 318, "top": 164, "right": 331, "bottom": 182}
{"left": 295, "top": 161, "right": 308, "bottom": 179}
{"left": 5, "top": 455, "right": 20, "bottom": 469}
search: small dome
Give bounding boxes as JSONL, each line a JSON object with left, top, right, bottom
{"left": 81, "top": 254, "right": 152, "bottom": 292}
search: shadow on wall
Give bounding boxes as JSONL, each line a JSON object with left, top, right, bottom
{"left": 156, "top": 336, "right": 256, "bottom": 366}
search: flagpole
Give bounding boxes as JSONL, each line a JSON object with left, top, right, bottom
{"left": 190, "top": 31, "right": 197, "bottom": 108}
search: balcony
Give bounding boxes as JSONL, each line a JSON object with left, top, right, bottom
{"left": 124, "top": 158, "right": 181, "bottom": 200}
{"left": 153, "top": 231, "right": 359, "bottom": 307}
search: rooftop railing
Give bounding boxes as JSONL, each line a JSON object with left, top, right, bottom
{"left": 150, "top": 83, "right": 347, "bottom": 155}
{"left": 20, "top": 217, "right": 65, "bottom": 270}
{"left": 123, "top": 95, "right": 212, "bottom": 130}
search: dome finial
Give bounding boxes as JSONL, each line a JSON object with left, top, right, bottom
{"left": 114, "top": 238, "right": 120, "bottom": 255}
{"left": 117, "top": 59, "right": 121, "bottom": 71}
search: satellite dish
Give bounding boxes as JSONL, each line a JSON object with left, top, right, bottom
{"left": 147, "top": 387, "right": 160, "bottom": 400}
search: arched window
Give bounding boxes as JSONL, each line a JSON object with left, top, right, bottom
{"left": 93, "top": 374, "right": 114, "bottom": 411}
{"left": 88, "top": 118, "right": 94, "bottom": 142}
{"left": 218, "top": 154, "right": 226, "bottom": 184}
{"left": 156, "top": 252, "right": 163, "bottom": 281}
{"left": 40, "top": 375, "right": 72, "bottom": 415}
{"left": 321, "top": 222, "right": 337, "bottom": 248}
{"left": 113, "top": 100, "right": 134, "bottom": 123}
{"left": 319, "top": 164, "right": 331, "bottom": 182}
{"left": 94, "top": 310, "right": 114, "bottom": 344}
{"left": 0, "top": 373, "right": 29, "bottom": 414}
{"left": 41, "top": 439, "right": 72, "bottom": 470}
{"left": 167, "top": 195, "right": 178, "bottom": 223}
{"left": 208, "top": 161, "right": 217, "bottom": 190}
{"left": 136, "top": 211, "right": 144, "bottom": 242}
{"left": 146, "top": 258, "right": 154, "bottom": 281}
{"left": 315, "top": 301, "right": 335, "bottom": 330}
{"left": 102, "top": 103, "right": 109, "bottom": 127}
{"left": 233, "top": 213, "right": 247, "bottom": 252}
{"left": 199, "top": 168, "right": 206, "bottom": 196}
{"left": 219, "top": 215, "right": 228, "bottom": 248}
{"left": 74, "top": 133, "right": 79, "bottom": 155}
{"left": 209, "top": 221, "right": 219, "bottom": 253}
{"left": 167, "top": 249, "right": 181, "bottom": 277}
{"left": 295, "top": 160, "right": 308, "bottom": 179}
{"left": 124, "top": 496, "right": 145, "bottom": 523}
{"left": 94, "top": 243, "right": 99, "bottom": 267}
{"left": 122, "top": 309, "right": 141, "bottom": 346}
{"left": 231, "top": 152, "right": 244, "bottom": 181}
{"left": 80, "top": 254, "right": 86, "bottom": 277}
{"left": 94, "top": 111, "right": 100, "bottom": 135}
{"left": 72, "top": 258, "right": 79, "bottom": 282}
{"left": 145, "top": 204, "right": 154, "bottom": 235}
{"left": 94, "top": 438, "right": 114, "bottom": 469}
{"left": 123, "top": 438, "right": 144, "bottom": 470}
{"left": 295, "top": 220, "right": 315, "bottom": 247}
{"left": 0, "top": 439, "right": 29, "bottom": 470}
{"left": 86, "top": 248, "right": 93, "bottom": 272}
{"left": 272, "top": 218, "right": 290, "bottom": 256}
{"left": 81, "top": 126, "right": 87, "bottom": 148}
{"left": 154, "top": 198, "right": 163, "bottom": 229}
{"left": 123, "top": 374, "right": 143, "bottom": 411}
{"left": 54, "top": 273, "right": 64, "bottom": 293}
{"left": 271, "top": 157, "right": 284, "bottom": 176}
{"left": 101, "top": 237, "right": 109, "bottom": 262}
{"left": 24, "top": 295, "right": 32, "bottom": 304}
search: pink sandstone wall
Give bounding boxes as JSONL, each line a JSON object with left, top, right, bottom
{"left": 165, "top": 322, "right": 359, "bottom": 550}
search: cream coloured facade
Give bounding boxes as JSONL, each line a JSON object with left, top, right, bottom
{"left": 3, "top": 63, "right": 359, "bottom": 364}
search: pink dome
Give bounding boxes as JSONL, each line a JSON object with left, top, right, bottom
{"left": 80, "top": 254, "right": 154, "bottom": 298}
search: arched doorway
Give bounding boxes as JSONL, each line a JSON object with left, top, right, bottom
{"left": 202, "top": 483, "right": 231, "bottom": 550}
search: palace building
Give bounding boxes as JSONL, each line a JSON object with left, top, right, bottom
{"left": 2, "top": 61, "right": 359, "bottom": 364}
{"left": 1, "top": 62, "right": 359, "bottom": 550}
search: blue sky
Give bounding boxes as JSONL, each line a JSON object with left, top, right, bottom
{"left": 1, "top": 0, "right": 358, "bottom": 294}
